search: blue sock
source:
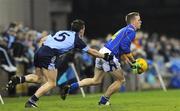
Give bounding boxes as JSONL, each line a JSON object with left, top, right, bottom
{"left": 100, "top": 96, "right": 109, "bottom": 104}
{"left": 70, "top": 82, "right": 79, "bottom": 92}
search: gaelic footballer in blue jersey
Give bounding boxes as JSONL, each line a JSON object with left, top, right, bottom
{"left": 61, "top": 12, "right": 142, "bottom": 105}
{"left": 6, "top": 19, "right": 113, "bottom": 108}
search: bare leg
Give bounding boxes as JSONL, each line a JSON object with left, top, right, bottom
{"left": 25, "top": 68, "right": 57, "bottom": 108}
{"left": 25, "top": 67, "right": 43, "bottom": 83}
{"left": 104, "top": 68, "right": 125, "bottom": 97}
{"left": 61, "top": 68, "right": 105, "bottom": 100}
{"left": 79, "top": 67, "right": 104, "bottom": 87}
{"left": 6, "top": 67, "right": 44, "bottom": 90}
{"left": 34, "top": 68, "right": 57, "bottom": 98}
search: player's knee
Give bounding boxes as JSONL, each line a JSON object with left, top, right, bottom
{"left": 49, "top": 81, "right": 56, "bottom": 88}
{"left": 117, "top": 76, "right": 125, "bottom": 83}
{"left": 122, "top": 78, "right": 126, "bottom": 83}
{"left": 35, "top": 76, "right": 42, "bottom": 83}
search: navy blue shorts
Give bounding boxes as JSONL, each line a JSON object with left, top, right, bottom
{"left": 34, "top": 46, "right": 59, "bottom": 70}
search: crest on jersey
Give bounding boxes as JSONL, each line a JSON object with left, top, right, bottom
{"left": 48, "top": 56, "right": 56, "bottom": 70}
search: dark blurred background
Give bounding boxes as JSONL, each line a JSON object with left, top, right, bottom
{"left": 69, "top": 0, "right": 180, "bottom": 38}
{"left": 1, "top": 0, "right": 180, "bottom": 38}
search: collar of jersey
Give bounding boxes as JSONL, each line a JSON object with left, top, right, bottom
{"left": 127, "top": 24, "right": 136, "bottom": 31}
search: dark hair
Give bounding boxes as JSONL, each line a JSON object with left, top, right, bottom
{"left": 71, "top": 19, "right": 85, "bottom": 32}
{"left": 125, "top": 12, "right": 140, "bottom": 24}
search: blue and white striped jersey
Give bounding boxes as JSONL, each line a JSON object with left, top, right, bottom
{"left": 105, "top": 24, "right": 136, "bottom": 58}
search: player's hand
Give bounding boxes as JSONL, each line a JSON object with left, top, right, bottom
{"left": 103, "top": 53, "right": 113, "bottom": 61}
{"left": 131, "top": 67, "right": 139, "bottom": 74}
{"left": 131, "top": 61, "right": 141, "bottom": 74}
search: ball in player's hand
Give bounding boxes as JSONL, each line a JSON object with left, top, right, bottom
{"left": 135, "top": 58, "right": 148, "bottom": 74}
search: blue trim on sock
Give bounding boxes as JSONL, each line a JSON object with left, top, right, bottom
{"left": 70, "top": 82, "right": 79, "bottom": 92}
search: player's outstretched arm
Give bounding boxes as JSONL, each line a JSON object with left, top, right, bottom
{"left": 87, "top": 48, "right": 104, "bottom": 58}
{"left": 87, "top": 48, "right": 112, "bottom": 61}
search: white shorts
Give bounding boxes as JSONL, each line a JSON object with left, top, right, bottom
{"left": 95, "top": 47, "right": 121, "bottom": 72}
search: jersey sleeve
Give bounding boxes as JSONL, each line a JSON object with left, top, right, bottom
{"left": 74, "top": 34, "right": 89, "bottom": 52}
{"left": 120, "top": 30, "right": 136, "bottom": 54}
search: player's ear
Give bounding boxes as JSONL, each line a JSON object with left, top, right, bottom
{"left": 79, "top": 27, "right": 85, "bottom": 38}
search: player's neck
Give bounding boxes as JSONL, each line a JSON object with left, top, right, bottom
{"left": 132, "top": 24, "right": 137, "bottom": 30}
{"left": 129, "top": 24, "right": 137, "bottom": 30}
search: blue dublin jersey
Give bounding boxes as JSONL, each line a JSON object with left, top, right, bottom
{"left": 43, "top": 31, "right": 89, "bottom": 54}
{"left": 104, "top": 24, "right": 136, "bottom": 58}
{"left": 34, "top": 30, "right": 89, "bottom": 69}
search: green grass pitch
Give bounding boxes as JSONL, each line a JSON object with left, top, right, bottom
{"left": 0, "top": 90, "right": 180, "bottom": 111}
